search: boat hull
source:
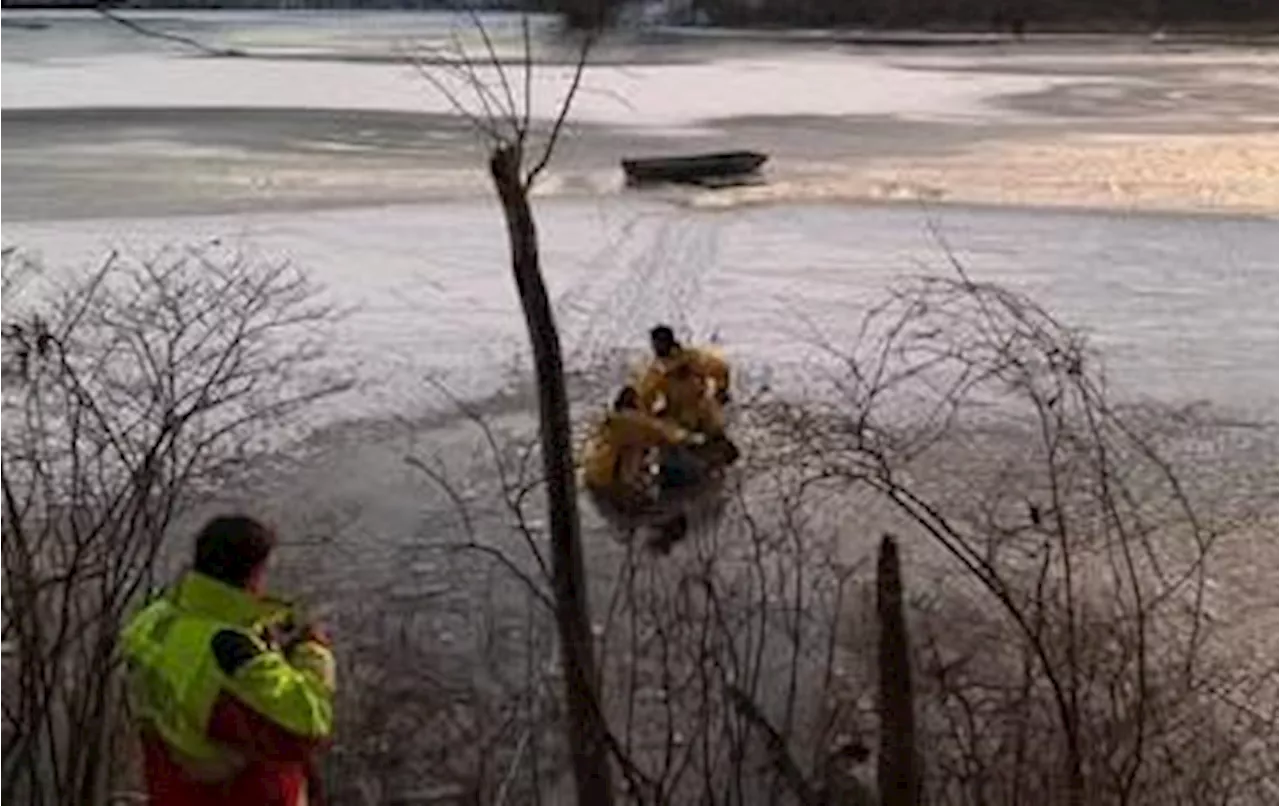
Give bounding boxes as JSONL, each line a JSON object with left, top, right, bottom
{"left": 622, "top": 151, "right": 768, "bottom": 186}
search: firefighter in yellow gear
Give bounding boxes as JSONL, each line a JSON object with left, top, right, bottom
{"left": 582, "top": 386, "right": 700, "bottom": 509}
{"left": 634, "top": 325, "right": 731, "bottom": 436}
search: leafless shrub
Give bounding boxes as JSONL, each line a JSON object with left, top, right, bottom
{"left": 387, "top": 373, "right": 885, "bottom": 805}
{"left": 772, "top": 262, "right": 1277, "bottom": 806}
{"left": 1, "top": 244, "right": 347, "bottom": 806}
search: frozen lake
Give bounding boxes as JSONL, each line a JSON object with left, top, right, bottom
{"left": 7, "top": 199, "right": 1275, "bottom": 423}
{"left": 3, "top": 11, "right": 1276, "bottom": 422}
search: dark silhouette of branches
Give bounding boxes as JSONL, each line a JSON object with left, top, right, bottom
{"left": 771, "top": 255, "right": 1268, "bottom": 806}
{"left": 1, "top": 245, "right": 347, "bottom": 806}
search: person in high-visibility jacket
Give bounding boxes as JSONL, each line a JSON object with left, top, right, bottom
{"left": 582, "top": 386, "right": 701, "bottom": 509}
{"left": 635, "top": 325, "right": 731, "bottom": 436}
{"left": 120, "top": 515, "right": 334, "bottom": 806}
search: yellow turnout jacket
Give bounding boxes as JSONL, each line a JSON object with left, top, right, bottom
{"left": 582, "top": 409, "right": 689, "bottom": 493}
{"left": 634, "top": 345, "right": 730, "bottom": 433}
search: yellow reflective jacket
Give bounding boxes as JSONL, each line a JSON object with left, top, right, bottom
{"left": 120, "top": 571, "right": 335, "bottom": 780}
{"left": 634, "top": 346, "right": 731, "bottom": 432}
{"left": 582, "top": 409, "right": 689, "bottom": 492}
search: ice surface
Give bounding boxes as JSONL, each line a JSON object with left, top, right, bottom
{"left": 6, "top": 200, "right": 1275, "bottom": 425}
{"left": 2, "top": 50, "right": 1071, "bottom": 127}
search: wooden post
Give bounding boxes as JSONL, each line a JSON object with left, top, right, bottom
{"left": 877, "top": 534, "right": 918, "bottom": 806}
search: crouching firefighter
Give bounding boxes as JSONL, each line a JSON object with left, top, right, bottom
{"left": 582, "top": 386, "right": 708, "bottom": 515}
{"left": 636, "top": 325, "right": 739, "bottom": 466}
{"left": 120, "top": 515, "right": 335, "bottom": 806}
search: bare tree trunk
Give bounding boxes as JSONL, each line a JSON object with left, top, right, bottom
{"left": 877, "top": 534, "right": 918, "bottom": 806}
{"left": 488, "top": 144, "right": 613, "bottom": 806}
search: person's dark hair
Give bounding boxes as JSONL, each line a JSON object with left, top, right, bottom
{"left": 193, "top": 515, "right": 276, "bottom": 588}
{"left": 613, "top": 386, "right": 640, "bottom": 412}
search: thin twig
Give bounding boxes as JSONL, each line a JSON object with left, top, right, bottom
{"left": 96, "top": 7, "right": 245, "bottom": 58}
{"left": 524, "top": 31, "right": 594, "bottom": 188}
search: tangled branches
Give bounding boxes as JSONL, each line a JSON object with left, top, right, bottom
{"left": 382, "top": 265, "right": 1274, "bottom": 805}
{"left": 1, "top": 244, "right": 347, "bottom": 806}
{"left": 762, "top": 268, "right": 1274, "bottom": 806}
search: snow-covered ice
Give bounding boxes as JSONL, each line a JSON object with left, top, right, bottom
{"left": 1, "top": 51, "right": 1075, "bottom": 128}
{"left": 6, "top": 200, "right": 1275, "bottom": 424}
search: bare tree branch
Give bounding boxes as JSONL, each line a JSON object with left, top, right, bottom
{"left": 95, "top": 6, "right": 245, "bottom": 58}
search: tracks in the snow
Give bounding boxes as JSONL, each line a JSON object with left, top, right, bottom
{"left": 555, "top": 209, "right": 725, "bottom": 380}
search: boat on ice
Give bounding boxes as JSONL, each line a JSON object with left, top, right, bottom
{"left": 621, "top": 151, "right": 768, "bottom": 187}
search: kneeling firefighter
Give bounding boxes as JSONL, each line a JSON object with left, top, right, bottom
{"left": 120, "top": 515, "right": 335, "bottom": 806}
{"left": 582, "top": 386, "right": 707, "bottom": 512}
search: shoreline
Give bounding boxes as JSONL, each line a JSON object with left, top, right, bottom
{"left": 2, "top": 9, "right": 1275, "bottom": 36}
